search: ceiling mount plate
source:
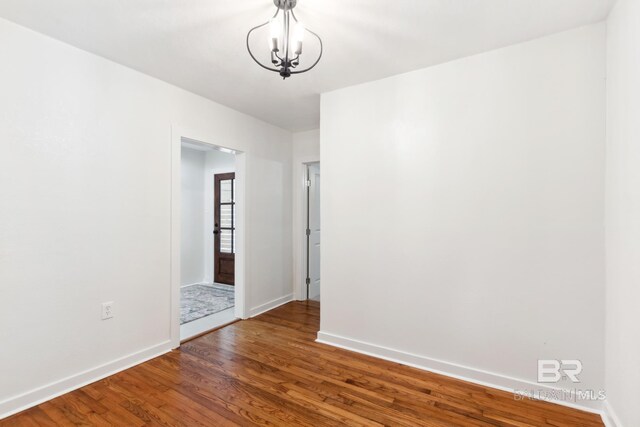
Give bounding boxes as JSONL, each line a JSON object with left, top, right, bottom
{"left": 273, "top": 0, "right": 297, "bottom": 10}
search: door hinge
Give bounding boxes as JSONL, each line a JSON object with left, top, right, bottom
{"left": 306, "top": 277, "right": 311, "bottom": 285}
{"left": 305, "top": 179, "right": 311, "bottom": 187}
{"left": 306, "top": 228, "right": 311, "bottom": 236}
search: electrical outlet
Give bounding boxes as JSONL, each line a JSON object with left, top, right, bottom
{"left": 101, "top": 302, "right": 114, "bottom": 320}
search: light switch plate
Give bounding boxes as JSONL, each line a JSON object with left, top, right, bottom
{"left": 101, "top": 302, "right": 114, "bottom": 320}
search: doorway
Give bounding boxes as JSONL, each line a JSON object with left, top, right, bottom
{"left": 306, "top": 163, "right": 321, "bottom": 301}
{"left": 179, "top": 140, "right": 239, "bottom": 341}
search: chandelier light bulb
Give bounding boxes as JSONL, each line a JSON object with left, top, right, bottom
{"left": 292, "top": 22, "right": 305, "bottom": 55}
{"left": 268, "top": 18, "right": 281, "bottom": 52}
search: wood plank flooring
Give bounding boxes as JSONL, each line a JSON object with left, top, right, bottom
{"left": 2, "top": 301, "right": 603, "bottom": 426}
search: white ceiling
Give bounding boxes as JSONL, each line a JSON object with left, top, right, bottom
{"left": 0, "top": 0, "right": 614, "bottom": 131}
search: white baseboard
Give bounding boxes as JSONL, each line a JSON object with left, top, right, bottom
{"left": 0, "top": 340, "right": 172, "bottom": 420}
{"left": 249, "top": 294, "right": 293, "bottom": 317}
{"left": 317, "top": 331, "right": 604, "bottom": 414}
{"left": 601, "top": 400, "right": 623, "bottom": 427}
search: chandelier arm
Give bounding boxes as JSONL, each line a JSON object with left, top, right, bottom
{"left": 290, "top": 28, "right": 323, "bottom": 74}
{"left": 246, "top": 20, "right": 281, "bottom": 73}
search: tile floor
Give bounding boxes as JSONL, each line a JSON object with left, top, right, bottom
{"left": 180, "top": 283, "right": 235, "bottom": 324}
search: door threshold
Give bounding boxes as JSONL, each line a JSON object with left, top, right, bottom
{"left": 180, "top": 306, "right": 237, "bottom": 342}
{"left": 180, "top": 318, "right": 240, "bottom": 344}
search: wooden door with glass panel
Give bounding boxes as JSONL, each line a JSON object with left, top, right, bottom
{"left": 214, "top": 173, "right": 235, "bottom": 285}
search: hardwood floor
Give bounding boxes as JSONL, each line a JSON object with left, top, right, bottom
{"left": 3, "top": 301, "right": 603, "bottom": 426}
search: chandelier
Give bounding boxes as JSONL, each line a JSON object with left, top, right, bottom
{"left": 246, "top": 0, "right": 323, "bottom": 79}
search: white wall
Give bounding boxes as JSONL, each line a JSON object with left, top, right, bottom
{"left": 319, "top": 24, "right": 606, "bottom": 408}
{"left": 292, "top": 130, "right": 320, "bottom": 300}
{"left": 204, "top": 149, "right": 236, "bottom": 283}
{"left": 181, "top": 147, "right": 206, "bottom": 285}
{"left": 0, "top": 17, "right": 292, "bottom": 417}
{"left": 605, "top": 0, "right": 640, "bottom": 425}
{"left": 293, "top": 129, "right": 320, "bottom": 161}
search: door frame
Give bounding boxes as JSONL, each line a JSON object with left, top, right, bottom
{"left": 170, "top": 125, "right": 248, "bottom": 349}
{"left": 293, "top": 158, "right": 320, "bottom": 301}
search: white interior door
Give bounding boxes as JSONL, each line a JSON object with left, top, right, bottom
{"left": 308, "top": 163, "right": 321, "bottom": 300}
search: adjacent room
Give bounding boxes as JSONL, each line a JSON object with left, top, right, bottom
{"left": 0, "top": 0, "right": 638, "bottom": 426}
